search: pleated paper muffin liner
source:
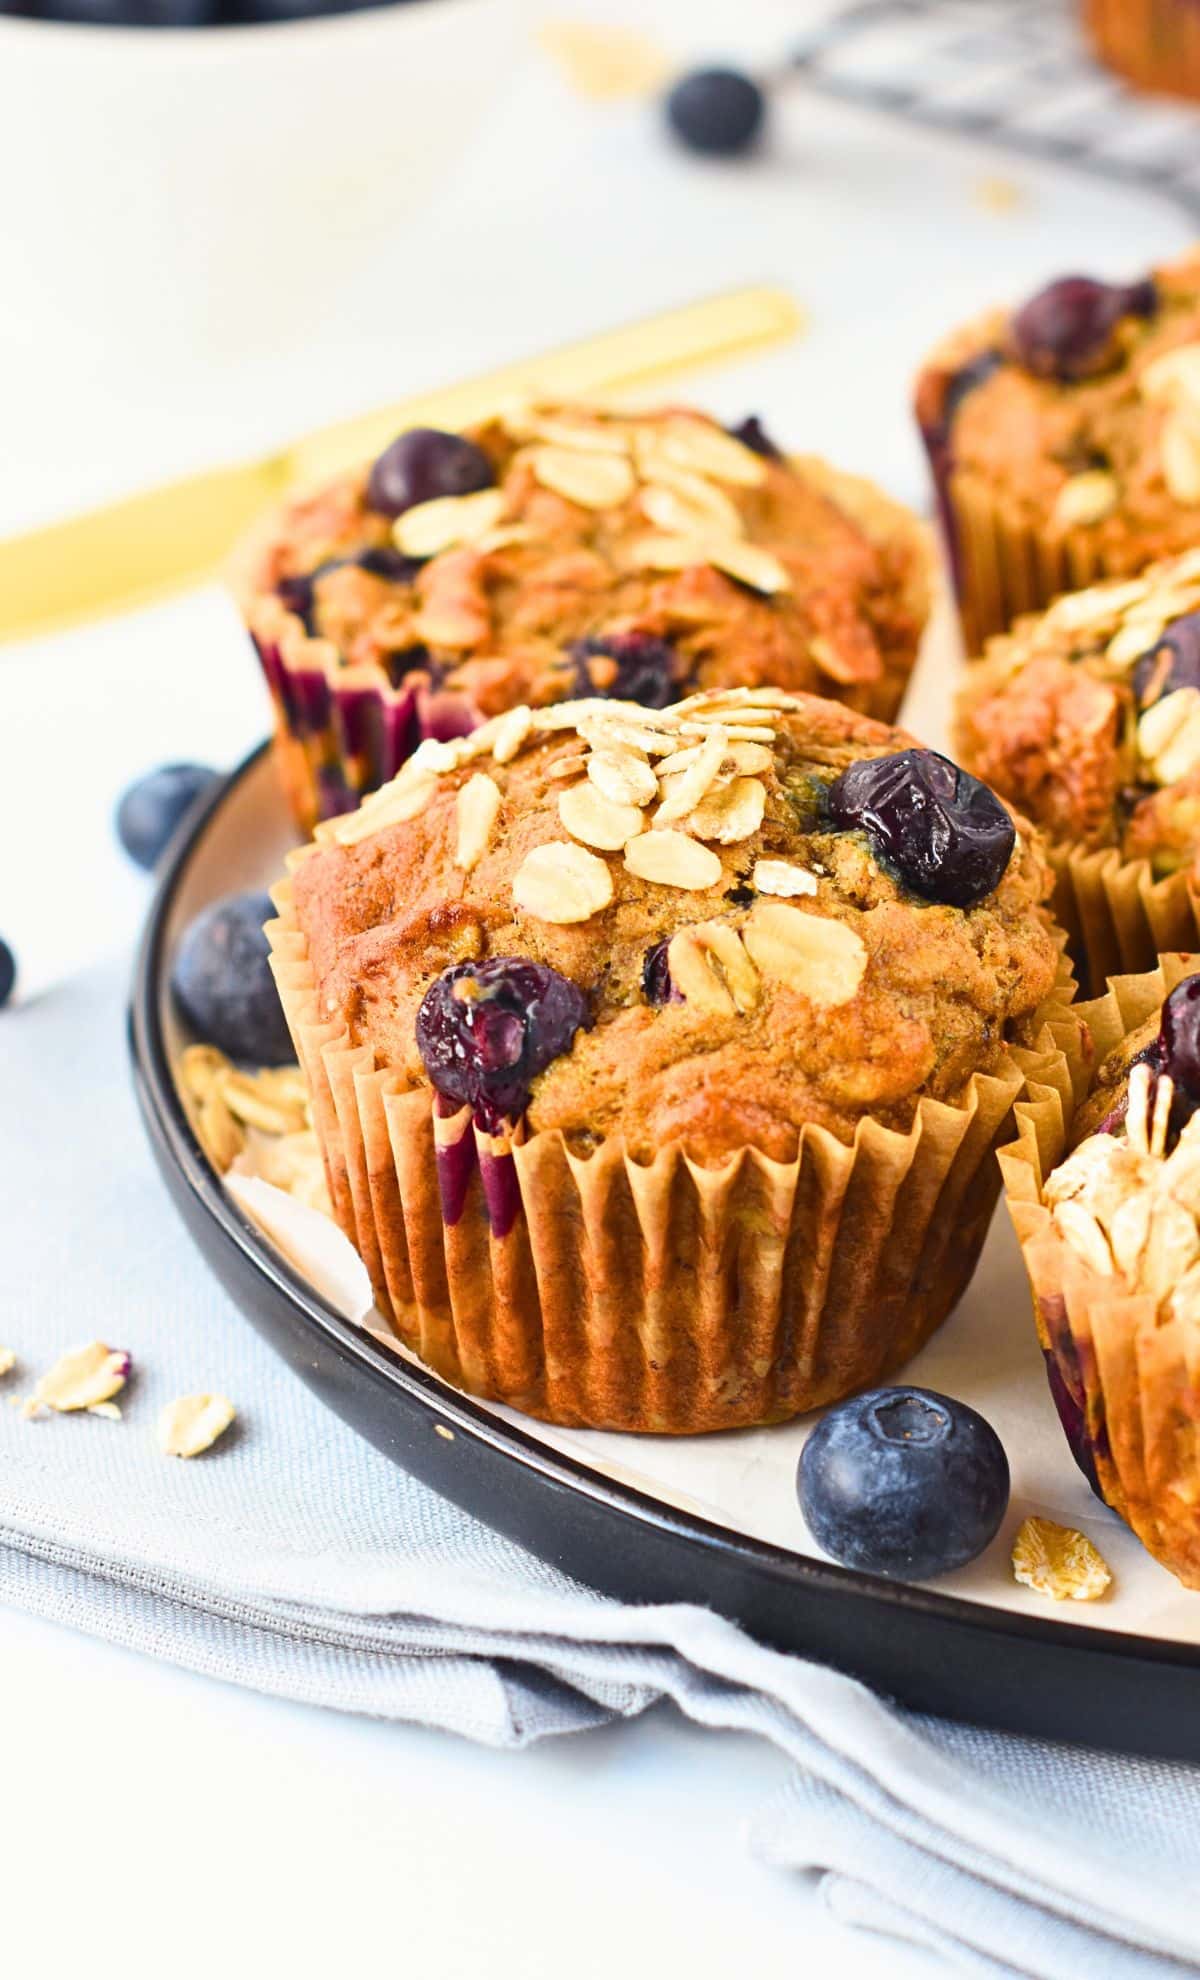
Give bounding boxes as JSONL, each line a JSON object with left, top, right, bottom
{"left": 238, "top": 452, "right": 933, "bottom": 834}
{"left": 1000, "top": 955, "right": 1200, "bottom": 1590}
{"left": 251, "top": 611, "right": 480, "bottom": 835}
{"left": 1049, "top": 842, "right": 1200, "bottom": 999}
{"left": 932, "top": 468, "right": 1114, "bottom": 658}
{"left": 1085, "top": 0, "right": 1200, "bottom": 102}
{"left": 265, "top": 873, "right": 1073, "bottom": 1435}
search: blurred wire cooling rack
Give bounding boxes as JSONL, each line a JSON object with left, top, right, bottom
{"left": 792, "top": 0, "right": 1200, "bottom": 217}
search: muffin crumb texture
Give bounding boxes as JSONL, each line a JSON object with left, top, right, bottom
{"left": 289, "top": 686, "right": 1057, "bottom": 1164}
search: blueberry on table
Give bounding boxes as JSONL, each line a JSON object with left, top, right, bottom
{"left": 797, "top": 1386, "right": 1010, "bottom": 1581}
{"left": 36, "top": 0, "right": 217, "bottom": 20}
{"left": 416, "top": 958, "right": 590, "bottom": 1133}
{"left": 171, "top": 891, "right": 293, "bottom": 1066}
{"left": 1010, "top": 274, "right": 1156, "bottom": 382}
{"left": 366, "top": 428, "right": 494, "bottom": 520}
{"left": 665, "top": 67, "right": 766, "bottom": 157}
{"left": 0, "top": 938, "right": 15, "bottom": 1010}
{"left": 116, "top": 763, "right": 219, "bottom": 871}
{"left": 827, "top": 748, "right": 1015, "bottom": 909}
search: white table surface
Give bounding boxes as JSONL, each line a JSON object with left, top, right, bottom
{"left": 3, "top": 1, "right": 1196, "bottom": 1971}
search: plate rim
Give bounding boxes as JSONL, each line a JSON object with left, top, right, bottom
{"left": 129, "top": 740, "right": 1200, "bottom": 1722}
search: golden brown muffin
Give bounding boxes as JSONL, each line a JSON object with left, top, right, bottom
{"left": 269, "top": 685, "right": 1060, "bottom": 1432}
{"left": 956, "top": 548, "right": 1200, "bottom": 987}
{"left": 1000, "top": 955, "right": 1200, "bottom": 1589}
{"left": 915, "top": 248, "right": 1200, "bottom": 651}
{"left": 233, "top": 401, "right": 931, "bottom": 831}
{"left": 1085, "top": 0, "right": 1200, "bottom": 102}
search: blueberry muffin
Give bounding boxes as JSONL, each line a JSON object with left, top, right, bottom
{"left": 268, "top": 685, "right": 1060, "bottom": 1432}
{"left": 1001, "top": 955, "right": 1200, "bottom": 1589}
{"left": 1084, "top": 0, "right": 1200, "bottom": 102}
{"left": 956, "top": 548, "right": 1200, "bottom": 988}
{"left": 233, "top": 401, "right": 931, "bottom": 831}
{"left": 915, "top": 249, "right": 1200, "bottom": 652}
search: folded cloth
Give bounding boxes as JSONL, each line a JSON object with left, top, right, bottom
{"left": 3, "top": 958, "right": 1200, "bottom": 1980}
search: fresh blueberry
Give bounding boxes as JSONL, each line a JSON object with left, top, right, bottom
{"left": 797, "top": 1385, "right": 1010, "bottom": 1581}
{"left": 727, "top": 414, "right": 782, "bottom": 461}
{"left": 571, "top": 633, "right": 681, "bottom": 710}
{"left": 1132, "top": 610, "right": 1200, "bottom": 710}
{"left": 665, "top": 67, "right": 766, "bottom": 157}
{"left": 37, "top": 0, "right": 216, "bottom": 19}
{"left": 171, "top": 891, "right": 293, "bottom": 1066}
{"left": 366, "top": 428, "right": 494, "bottom": 519}
{"left": 827, "top": 748, "right": 1015, "bottom": 908}
{"left": 415, "top": 957, "right": 590, "bottom": 1132}
{"left": 1010, "top": 274, "right": 1156, "bottom": 382}
{"left": 116, "top": 763, "right": 220, "bottom": 871}
{"left": 0, "top": 938, "right": 15, "bottom": 1010}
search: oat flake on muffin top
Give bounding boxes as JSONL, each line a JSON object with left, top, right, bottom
{"left": 286, "top": 686, "right": 1058, "bottom": 1164}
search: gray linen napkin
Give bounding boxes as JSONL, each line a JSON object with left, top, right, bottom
{"left": 3, "top": 958, "right": 1200, "bottom": 1980}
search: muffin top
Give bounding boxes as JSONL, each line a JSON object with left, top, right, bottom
{"left": 915, "top": 249, "right": 1200, "bottom": 557}
{"left": 955, "top": 546, "right": 1200, "bottom": 873}
{"left": 236, "top": 401, "right": 929, "bottom": 726}
{"left": 1042, "top": 972, "right": 1200, "bottom": 1322}
{"left": 285, "top": 686, "right": 1058, "bottom": 1164}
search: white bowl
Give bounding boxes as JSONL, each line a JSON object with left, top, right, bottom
{"left": 0, "top": 1, "right": 516, "bottom": 381}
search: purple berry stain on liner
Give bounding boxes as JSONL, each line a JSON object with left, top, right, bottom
{"left": 478, "top": 1141, "right": 522, "bottom": 1241}
{"left": 433, "top": 1097, "right": 478, "bottom": 1228}
{"left": 416, "top": 958, "right": 591, "bottom": 1135}
{"left": 1010, "top": 274, "right": 1156, "bottom": 382}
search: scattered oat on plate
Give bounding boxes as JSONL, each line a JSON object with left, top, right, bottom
{"left": 1011, "top": 1516, "right": 1113, "bottom": 1602}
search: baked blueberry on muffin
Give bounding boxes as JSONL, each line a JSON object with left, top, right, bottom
{"left": 914, "top": 249, "right": 1200, "bottom": 652}
{"left": 233, "top": 401, "right": 931, "bottom": 830}
{"left": 268, "top": 685, "right": 1059, "bottom": 1432}
{"left": 955, "top": 548, "right": 1200, "bottom": 988}
{"left": 1084, "top": 0, "right": 1200, "bottom": 103}
{"left": 1001, "top": 956, "right": 1200, "bottom": 1589}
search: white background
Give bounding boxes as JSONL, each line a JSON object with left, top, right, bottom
{"left": 2, "top": 0, "right": 1195, "bottom": 1973}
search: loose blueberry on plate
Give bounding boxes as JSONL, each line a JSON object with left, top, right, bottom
{"left": 797, "top": 1386, "right": 1011, "bottom": 1581}
{"left": 0, "top": 937, "right": 15, "bottom": 1011}
{"left": 415, "top": 957, "right": 591, "bottom": 1133}
{"left": 366, "top": 427, "right": 494, "bottom": 519}
{"left": 116, "top": 763, "right": 220, "bottom": 871}
{"left": 1010, "top": 274, "right": 1156, "bottom": 382}
{"left": 171, "top": 891, "right": 293, "bottom": 1066}
{"left": 665, "top": 66, "right": 766, "bottom": 157}
{"left": 827, "top": 748, "right": 1015, "bottom": 908}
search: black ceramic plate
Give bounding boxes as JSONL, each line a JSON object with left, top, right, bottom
{"left": 131, "top": 743, "right": 1200, "bottom": 1759}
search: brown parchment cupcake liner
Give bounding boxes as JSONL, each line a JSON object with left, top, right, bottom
{"left": 1085, "top": 0, "right": 1200, "bottom": 102}
{"left": 266, "top": 872, "right": 1073, "bottom": 1435}
{"left": 937, "top": 471, "right": 1113, "bottom": 657}
{"left": 1049, "top": 841, "right": 1200, "bottom": 998}
{"left": 1000, "top": 956, "right": 1200, "bottom": 1589}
